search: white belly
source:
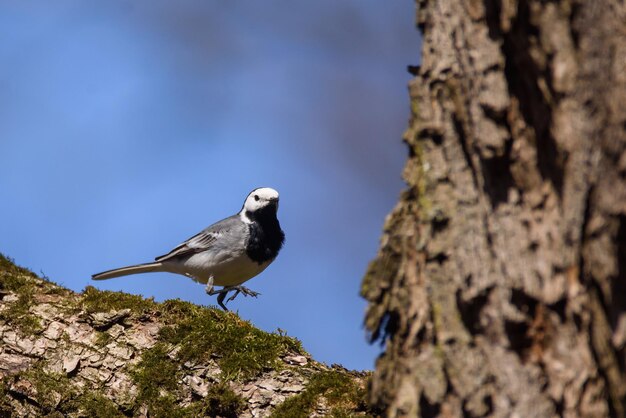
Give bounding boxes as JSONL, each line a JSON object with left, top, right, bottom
{"left": 163, "top": 250, "right": 272, "bottom": 287}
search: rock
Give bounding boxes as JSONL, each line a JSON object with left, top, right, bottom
{"left": 281, "top": 384, "right": 305, "bottom": 393}
{"left": 98, "top": 367, "right": 113, "bottom": 382}
{"left": 82, "top": 351, "right": 105, "bottom": 367}
{"left": 204, "top": 363, "right": 222, "bottom": 381}
{"left": 241, "top": 383, "right": 256, "bottom": 394}
{"left": 184, "top": 375, "right": 209, "bottom": 397}
{"left": 63, "top": 356, "right": 80, "bottom": 374}
{"left": 14, "top": 336, "right": 48, "bottom": 356}
{"left": 65, "top": 323, "right": 93, "bottom": 343}
{"left": 88, "top": 309, "right": 131, "bottom": 329}
{"left": 10, "top": 378, "right": 36, "bottom": 401}
{"left": 107, "top": 324, "right": 125, "bottom": 339}
{"left": 108, "top": 344, "right": 133, "bottom": 360}
{"left": 3, "top": 330, "right": 28, "bottom": 353}
{"left": 45, "top": 358, "right": 64, "bottom": 374}
{"left": 106, "top": 374, "right": 137, "bottom": 407}
{"left": 125, "top": 326, "right": 158, "bottom": 350}
{"left": 78, "top": 366, "right": 102, "bottom": 383}
{"left": 31, "top": 337, "right": 51, "bottom": 356}
{"left": 258, "top": 380, "right": 279, "bottom": 391}
{"left": 284, "top": 355, "right": 308, "bottom": 366}
{"left": 30, "top": 303, "right": 58, "bottom": 321}
{"left": 43, "top": 321, "right": 65, "bottom": 340}
{"left": 2, "top": 294, "right": 19, "bottom": 303}
{"left": 167, "top": 345, "right": 181, "bottom": 359}
{"left": 15, "top": 338, "right": 35, "bottom": 355}
{"left": 0, "top": 352, "right": 32, "bottom": 376}
{"left": 102, "top": 354, "right": 123, "bottom": 370}
{"left": 137, "top": 404, "right": 149, "bottom": 418}
{"left": 248, "top": 389, "right": 270, "bottom": 406}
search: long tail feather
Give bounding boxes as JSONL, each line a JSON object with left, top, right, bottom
{"left": 92, "top": 262, "right": 164, "bottom": 280}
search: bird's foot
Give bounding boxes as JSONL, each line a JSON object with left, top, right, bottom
{"left": 209, "top": 285, "right": 260, "bottom": 311}
{"left": 227, "top": 286, "right": 260, "bottom": 302}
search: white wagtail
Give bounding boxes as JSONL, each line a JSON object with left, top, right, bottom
{"left": 92, "top": 187, "right": 285, "bottom": 310}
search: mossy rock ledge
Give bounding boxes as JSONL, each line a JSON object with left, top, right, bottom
{"left": 0, "top": 254, "right": 374, "bottom": 417}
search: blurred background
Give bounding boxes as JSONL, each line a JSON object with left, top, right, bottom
{"left": 0, "top": 1, "right": 419, "bottom": 371}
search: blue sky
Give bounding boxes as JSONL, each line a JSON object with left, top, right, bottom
{"left": 0, "top": 1, "right": 419, "bottom": 371}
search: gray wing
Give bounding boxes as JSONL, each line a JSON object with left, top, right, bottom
{"left": 155, "top": 215, "right": 241, "bottom": 262}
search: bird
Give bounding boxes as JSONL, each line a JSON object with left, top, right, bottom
{"left": 92, "top": 187, "right": 285, "bottom": 311}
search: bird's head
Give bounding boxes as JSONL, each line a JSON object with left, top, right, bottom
{"left": 241, "top": 187, "right": 280, "bottom": 219}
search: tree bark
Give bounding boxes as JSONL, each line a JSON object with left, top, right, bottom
{"left": 361, "top": 1, "right": 626, "bottom": 417}
{"left": 0, "top": 259, "right": 369, "bottom": 417}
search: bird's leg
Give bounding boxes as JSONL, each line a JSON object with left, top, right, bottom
{"left": 205, "top": 278, "right": 233, "bottom": 311}
{"left": 204, "top": 276, "right": 215, "bottom": 295}
{"left": 206, "top": 280, "right": 260, "bottom": 311}
{"left": 206, "top": 276, "right": 231, "bottom": 311}
{"left": 216, "top": 292, "right": 229, "bottom": 311}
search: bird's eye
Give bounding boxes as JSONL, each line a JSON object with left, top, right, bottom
{"left": 254, "top": 195, "right": 260, "bottom": 201}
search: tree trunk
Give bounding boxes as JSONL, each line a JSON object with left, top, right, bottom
{"left": 361, "top": 1, "right": 626, "bottom": 417}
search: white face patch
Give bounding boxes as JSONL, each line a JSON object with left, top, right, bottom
{"left": 241, "top": 187, "right": 280, "bottom": 215}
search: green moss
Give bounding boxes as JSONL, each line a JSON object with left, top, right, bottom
{"left": 0, "top": 253, "right": 36, "bottom": 301}
{"left": 16, "top": 364, "right": 125, "bottom": 416}
{"left": 18, "top": 365, "right": 77, "bottom": 412}
{"left": 81, "top": 285, "right": 157, "bottom": 315}
{"left": 129, "top": 299, "right": 300, "bottom": 415}
{"left": 74, "top": 392, "right": 125, "bottom": 418}
{"left": 0, "top": 290, "right": 42, "bottom": 334}
{"left": 0, "top": 255, "right": 42, "bottom": 334}
{"left": 157, "top": 304, "right": 303, "bottom": 380}
{"left": 0, "top": 253, "right": 36, "bottom": 279}
{"left": 4, "top": 254, "right": 304, "bottom": 381}
{"left": 0, "top": 253, "right": 66, "bottom": 293}
{"left": 128, "top": 296, "right": 304, "bottom": 416}
{"left": 192, "top": 383, "right": 245, "bottom": 418}
{"left": 270, "top": 370, "right": 371, "bottom": 418}
{"left": 411, "top": 98, "right": 420, "bottom": 118}
{"left": 159, "top": 298, "right": 199, "bottom": 322}
{"left": 131, "top": 386, "right": 244, "bottom": 418}
{"left": 131, "top": 345, "right": 245, "bottom": 418}
{"left": 0, "top": 254, "right": 73, "bottom": 334}
{"left": 0, "top": 378, "right": 14, "bottom": 415}
{"left": 2, "top": 254, "right": 345, "bottom": 416}
{"left": 132, "top": 343, "right": 180, "bottom": 401}
{"left": 139, "top": 395, "right": 190, "bottom": 418}
{"left": 94, "top": 331, "right": 112, "bottom": 347}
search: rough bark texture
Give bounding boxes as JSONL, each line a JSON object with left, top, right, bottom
{"left": 362, "top": 0, "right": 626, "bottom": 417}
{"left": 0, "top": 257, "right": 370, "bottom": 417}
